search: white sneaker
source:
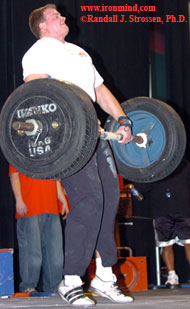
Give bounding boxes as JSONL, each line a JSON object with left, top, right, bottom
{"left": 58, "top": 280, "right": 95, "bottom": 306}
{"left": 89, "top": 275, "right": 134, "bottom": 303}
{"left": 165, "top": 273, "right": 179, "bottom": 286}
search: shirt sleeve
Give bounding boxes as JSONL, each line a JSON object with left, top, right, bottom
{"left": 22, "top": 44, "right": 50, "bottom": 80}
{"left": 93, "top": 65, "right": 104, "bottom": 88}
{"left": 9, "top": 164, "right": 18, "bottom": 176}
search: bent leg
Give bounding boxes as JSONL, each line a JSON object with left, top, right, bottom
{"left": 62, "top": 151, "right": 104, "bottom": 276}
{"left": 95, "top": 140, "right": 120, "bottom": 267}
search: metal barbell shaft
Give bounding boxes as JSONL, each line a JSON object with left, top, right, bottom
{"left": 131, "top": 135, "right": 144, "bottom": 144}
{"left": 99, "top": 130, "right": 144, "bottom": 144}
{"left": 12, "top": 120, "right": 43, "bottom": 137}
{"left": 12, "top": 121, "right": 34, "bottom": 131}
{"left": 13, "top": 121, "right": 144, "bottom": 145}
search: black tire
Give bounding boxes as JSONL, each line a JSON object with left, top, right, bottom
{"left": 104, "top": 97, "right": 187, "bottom": 183}
{"left": 0, "top": 79, "right": 98, "bottom": 179}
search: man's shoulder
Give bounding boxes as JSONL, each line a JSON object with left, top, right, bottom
{"left": 22, "top": 38, "right": 55, "bottom": 63}
{"left": 23, "top": 39, "right": 43, "bottom": 57}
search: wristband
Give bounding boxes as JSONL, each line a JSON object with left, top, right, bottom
{"left": 118, "top": 116, "right": 132, "bottom": 128}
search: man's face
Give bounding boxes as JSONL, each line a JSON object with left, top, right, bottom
{"left": 41, "top": 8, "right": 69, "bottom": 40}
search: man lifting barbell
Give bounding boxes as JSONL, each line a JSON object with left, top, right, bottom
{"left": 0, "top": 2, "right": 187, "bottom": 304}
{"left": 21, "top": 3, "right": 134, "bottom": 306}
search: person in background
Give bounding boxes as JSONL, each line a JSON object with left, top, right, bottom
{"left": 133, "top": 159, "right": 190, "bottom": 287}
{"left": 22, "top": 3, "right": 134, "bottom": 306}
{"left": 9, "top": 164, "right": 69, "bottom": 293}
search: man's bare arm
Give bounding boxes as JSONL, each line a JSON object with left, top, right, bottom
{"left": 95, "top": 84, "right": 126, "bottom": 120}
{"left": 24, "top": 73, "right": 49, "bottom": 82}
{"left": 95, "top": 84, "right": 132, "bottom": 144}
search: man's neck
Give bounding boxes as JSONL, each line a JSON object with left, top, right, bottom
{"left": 41, "top": 34, "right": 65, "bottom": 44}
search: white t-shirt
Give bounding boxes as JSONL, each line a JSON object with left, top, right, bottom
{"left": 22, "top": 37, "right": 104, "bottom": 101}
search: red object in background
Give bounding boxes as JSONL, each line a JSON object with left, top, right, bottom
{"left": 118, "top": 175, "right": 124, "bottom": 190}
{"left": 88, "top": 256, "right": 148, "bottom": 292}
{"left": 113, "top": 256, "right": 148, "bottom": 291}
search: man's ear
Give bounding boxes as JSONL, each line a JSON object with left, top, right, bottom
{"left": 39, "top": 21, "right": 46, "bottom": 33}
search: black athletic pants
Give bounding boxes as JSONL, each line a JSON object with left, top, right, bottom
{"left": 62, "top": 140, "right": 120, "bottom": 276}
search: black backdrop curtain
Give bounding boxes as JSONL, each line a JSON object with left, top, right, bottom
{"left": 8, "top": 0, "right": 150, "bottom": 105}
{"left": 164, "top": 0, "right": 190, "bottom": 158}
{"left": 0, "top": 0, "right": 15, "bottom": 108}
{"left": 0, "top": 0, "right": 189, "bottom": 286}
{"left": 0, "top": 0, "right": 149, "bottom": 248}
{"left": 0, "top": 0, "right": 15, "bottom": 248}
{"left": 6, "top": 0, "right": 190, "bottom": 251}
{"left": 0, "top": 0, "right": 190, "bottom": 246}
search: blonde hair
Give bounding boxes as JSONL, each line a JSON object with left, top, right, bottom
{"left": 29, "top": 4, "right": 56, "bottom": 38}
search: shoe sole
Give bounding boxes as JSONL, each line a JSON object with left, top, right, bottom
{"left": 58, "top": 290, "right": 95, "bottom": 307}
{"left": 165, "top": 284, "right": 181, "bottom": 289}
{"left": 89, "top": 287, "right": 134, "bottom": 303}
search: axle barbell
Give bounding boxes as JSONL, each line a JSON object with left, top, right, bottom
{"left": 0, "top": 79, "right": 186, "bottom": 182}
{"left": 12, "top": 120, "right": 145, "bottom": 145}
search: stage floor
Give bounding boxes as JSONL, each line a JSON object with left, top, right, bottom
{"left": 1, "top": 288, "right": 190, "bottom": 309}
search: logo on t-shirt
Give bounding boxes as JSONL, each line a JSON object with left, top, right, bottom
{"left": 79, "top": 52, "right": 87, "bottom": 57}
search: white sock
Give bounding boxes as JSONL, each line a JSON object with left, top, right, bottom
{"left": 95, "top": 257, "right": 113, "bottom": 281}
{"left": 64, "top": 275, "right": 82, "bottom": 286}
{"left": 168, "top": 270, "right": 176, "bottom": 276}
